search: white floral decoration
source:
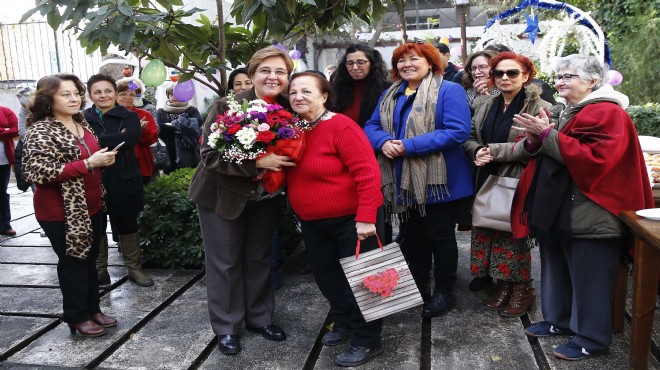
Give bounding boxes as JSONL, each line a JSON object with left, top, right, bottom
{"left": 538, "top": 15, "right": 600, "bottom": 75}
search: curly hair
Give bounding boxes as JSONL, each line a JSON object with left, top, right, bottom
{"left": 28, "top": 74, "right": 86, "bottom": 124}
{"left": 390, "top": 42, "right": 443, "bottom": 81}
{"left": 461, "top": 50, "right": 498, "bottom": 89}
{"left": 332, "top": 44, "right": 389, "bottom": 118}
{"left": 488, "top": 51, "right": 536, "bottom": 87}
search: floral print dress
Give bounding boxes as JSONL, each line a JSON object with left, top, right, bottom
{"left": 470, "top": 227, "right": 531, "bottom": 282}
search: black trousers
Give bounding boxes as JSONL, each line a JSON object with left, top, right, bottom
{"left": 39, "top": 212, "right": 106, "bottom": 324}
{"left": 0, "top": 164, "right": 11, "bottom": 231}
{"left": 301, "top": 215, "right": 383, "bottom": 348}
{"left": 400, "top": 201, "right": 459, "bottom": 294}
{"left": 108, "top": 214, "right": 139, "bottom": 242}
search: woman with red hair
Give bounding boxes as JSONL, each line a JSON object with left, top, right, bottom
{"left": 364, "top": 41, "right": 473, "bottom": 319}
{"left": 462, "top": 52, "right": 552, "bottom": 317}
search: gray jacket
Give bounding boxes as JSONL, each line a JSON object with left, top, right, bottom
{"left": 519, "top": 85, "right": 630, "bottom": 238}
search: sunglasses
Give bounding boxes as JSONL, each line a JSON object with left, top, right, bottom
{"left": 491, "top": 69, "right": 523, "bottom": 79}
{"left": 406, "top": 40, "right": 427, "bottom": 45}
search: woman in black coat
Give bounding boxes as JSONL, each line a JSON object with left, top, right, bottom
{"left": 84, "top": 74, "right": 153, "bottom": 287}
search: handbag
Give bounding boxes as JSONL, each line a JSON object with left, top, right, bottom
{"left": 471, "top": 174, "right": 519, "bottom": 232}
{"left": 339, "top": 236, "right": 423, "bottom": 322}
{"left": 151, "top": 139, "right": 170, "bottom": 170}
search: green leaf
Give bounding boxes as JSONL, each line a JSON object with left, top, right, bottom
{"left": 118, "top": 2, "right": 134, "bottom": 16}
{"left": 46, "top": 10, "right": 63, "bottom": 29}
{"left": 178, "top": 72, "right": 195, "bottom": 83}
{"left": 19, "top": 7, "right": 41, "bottom": 23}
{"left": 118, "top": 24, "right": 136, "bottom": 50}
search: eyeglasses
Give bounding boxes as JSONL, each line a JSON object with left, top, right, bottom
{"left": 492, "top": 69, "right": 523, "bottom": 79}
{"left": 406, "top": 40, "right": 426, "bottom": 44}
{"left": 117, "top": 92, "right": 137, "bottom": 98}
{"left": 470, "top": 65, "right": 489, "bottom": 73}
{"left": 257, "top": 68, "right": 288, "bottom": 76}
{"left": 554, "top": 74, "right": 580, "bottom": 83}
{"left": 346, "top": 59, "right": 369, "bottom": 68}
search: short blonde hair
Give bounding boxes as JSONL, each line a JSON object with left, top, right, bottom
{"left": 247, "top": 47, "right": 294, "bottom": 78}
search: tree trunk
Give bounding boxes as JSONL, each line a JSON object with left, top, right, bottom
{"left": 216, "top": 0, "right": 227, "bottom": 92}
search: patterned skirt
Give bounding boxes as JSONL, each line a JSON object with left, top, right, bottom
{"left": 470, "top": 226, "right": 531, "bottom": 282}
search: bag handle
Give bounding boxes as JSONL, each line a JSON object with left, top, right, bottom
{"left": 355, "top": 234, "right": 383, "bottom": 260}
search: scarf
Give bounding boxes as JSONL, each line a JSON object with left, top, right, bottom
{"left": 476, "top": 91, "right": 526, "bottom": 190}
{"left": 511, "top": 101, "right": 655, "bottom": 243}
{"left": 163, "top": 100, "right": 191, "bottom": 114}
{"left": 23, "top": 116, "right": 101, "bottom": 260}
{"left": 377, "top": 72, "right": 445, "bottom": 216}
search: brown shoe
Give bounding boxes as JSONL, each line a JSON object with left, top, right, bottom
{"left": 68, "top": 320, "right": 106, "bottom": 337}
{"left": 501, "top": 282, "right": 536, "bottom": 317}
{"left": 484, "top": 280, "right": 513, "bottom": 311}
{"left": 91, "top": 312, "right": 117, "bottom": 328}
{"left": 1, "top": 228, "right": 16, "bottom": 236}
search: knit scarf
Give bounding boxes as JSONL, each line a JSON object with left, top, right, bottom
{"left": 163, "top": 100, "right": 190, "bottom": 114}
{"left": 23, "top": 116, "right": 100, "bottom": 260}
{"left": 378, "top": 72, "right": 446, "bottom": 216}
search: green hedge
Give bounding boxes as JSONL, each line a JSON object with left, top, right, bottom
{"left": 139, "top": 167, "right": 303, "bottom": 269}
{"left": 629, "top": 103, "right": 660, "bottom": 137}
{"left": 140, "top": 168, "right": 204, "bottom": 269}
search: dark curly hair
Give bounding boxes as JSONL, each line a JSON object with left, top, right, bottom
{"left": 28, "top": 73, "right": 86, "bottom": 124}
{"left": 332, "top": 44, "right": 389, "bottom": 121}
{"left": 461, "top": 50, "right": 498, "bottom": 89}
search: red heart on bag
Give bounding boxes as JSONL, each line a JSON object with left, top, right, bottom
{"left": 363, "top": 268, "right": 400, "bottom": 297}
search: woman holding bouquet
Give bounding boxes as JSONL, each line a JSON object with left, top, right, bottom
{"left": 189, "top": 47, "right": 295, "bottom": 356}
{"left": 286, "top": 72, "right": 384, "bottom": 367}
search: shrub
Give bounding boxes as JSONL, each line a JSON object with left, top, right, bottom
{"left": 140, "top": 168, "right": 204, "bottom": 269}
{"left": 629, "top": 103, "right": 660, "bottom": 137}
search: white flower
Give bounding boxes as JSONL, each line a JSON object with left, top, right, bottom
{"left": 208, "top": 132, "right": 221, "bottom": 148}
{"left": 236, "top": 127, "right": 257, "bottom": 149}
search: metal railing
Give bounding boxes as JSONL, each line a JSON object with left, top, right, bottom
{"left": 0, "top": 21, "right": 102, "bottom": 88}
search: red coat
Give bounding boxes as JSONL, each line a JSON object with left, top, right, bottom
{"left": 130, "top": 107, "right": 158, "bottom": 176}
{"left": 0, "top": 106, "right": 18, "bottom": 164}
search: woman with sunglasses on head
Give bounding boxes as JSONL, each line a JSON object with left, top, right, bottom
{"left": 512, "top": 54, "right": 653, "bottom": 361}
{"left": 462, "top": 52, "right": 552, "bottom": 317}
{"left": 364, "top": 41, "right": 473, "bottom": 319}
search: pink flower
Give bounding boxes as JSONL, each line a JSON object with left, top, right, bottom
{"left": 257, "top": 123, "right": 271, "bottom": 132}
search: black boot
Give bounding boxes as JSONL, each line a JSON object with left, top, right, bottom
{"left": 421, "top": 290, "right": 456, "bottom": 318}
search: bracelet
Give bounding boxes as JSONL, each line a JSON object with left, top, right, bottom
{"left": 84, "top": 159, "right": 92, "bottom": 172}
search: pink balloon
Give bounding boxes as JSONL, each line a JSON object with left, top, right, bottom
{"left": 450, "top": 46, "right": 462, "bottom": 57}
{"left": 173, "top": 79, "right": 195, "bottom": 102}
{"left": 607, "top": 70, "right": 623, "bottom": 86}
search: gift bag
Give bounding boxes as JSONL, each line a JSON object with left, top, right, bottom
{"left": 151, "top": 139, "right": 170, "bottom": 170}
{"left": 471, "top": 174, "right": 518, "bottom": 232}
{"left": 339, "top": 237, "right": 423, "bottom": 322}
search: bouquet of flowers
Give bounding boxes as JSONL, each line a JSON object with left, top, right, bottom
{"left": 208, "top": 94, "right": 312, "bottom": 192}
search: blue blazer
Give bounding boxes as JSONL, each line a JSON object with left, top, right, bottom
{"left": 364, "top": 79, "right": 474, "bottom": 204}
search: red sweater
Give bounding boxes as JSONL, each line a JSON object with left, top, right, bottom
{"left": 287, "top": 113, "right": 382, "bottom": 222}
{"left": 34, "top": 128, "right": 104, "bottom": 221}
{"left": 0, "top": 106, "right": 18, "bottom": 164}
{"left": 342, "top": 80, "right": 364, "bottom": 124}
{"left": 130, "top": 107, "right": 158, "bottom": 176}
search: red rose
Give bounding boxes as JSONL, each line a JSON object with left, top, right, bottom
{"left": 267, "top": 110, "right": 293, "bottom": 125}
{"left": 256, "top": 130, "right": 276, "bottom": 143}
{"left": 226, "top": 124, "right": 241, "bottom": 135}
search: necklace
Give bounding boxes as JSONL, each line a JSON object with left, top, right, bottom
{"left": 308, "top": 109, "right": 329, "bottom": 127}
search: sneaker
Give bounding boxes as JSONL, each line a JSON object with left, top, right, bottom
{"left": 322, "top": 327, "right": 351, "bottom": 346}
{"left": 524, "top": 321, "right": 573, "bottom": 337}
{"left": 553, "top": 340, "right": 596, "bottom": 361}
{"left": 334, "top": 344, "right": 383, "bottom": 367}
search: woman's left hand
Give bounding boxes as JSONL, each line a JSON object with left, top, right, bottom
{"left": 356, "top": 222, "right": 377, "bottom": 241}
{"left": 512, "top": 109, "right": 554, "bottom": 136}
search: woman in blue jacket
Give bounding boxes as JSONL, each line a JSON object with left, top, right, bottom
{"left": 364, "top": 41, "right": 473, "bottom": 319}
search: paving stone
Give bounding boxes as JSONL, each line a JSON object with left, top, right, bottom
{"left": 199, "top": 273, "right": 329, "bottom": 370}
{"left": 0, "top": 216, "right": 40, "bottom": 240}
{"left": 0, "top": 315, "right": 56, "bottom": 360}
{"left": 0, "top": 265, "right": 59, "bottom": 286}
{"left": 100, "top": 280, "right": 212, "bottom": 370}
{"left": 0, "top": 287, "right": 62, "bottom": 316}
{"left": 5, "top": 271, "right": 199, "bottom": 368}
{"left": 1, "top": 233, "right": 53, "bottom": 247}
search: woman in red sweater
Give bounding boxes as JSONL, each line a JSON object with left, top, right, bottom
{"left": 286, "top": 72, "right": 384, "bottom": 367}
{"left": 22, "top": 74, "right": 118, "bottom": 337}
{"left": 116, "top": 77, "right": 158, "bottom": 184}
{"left": 0, "top": 105, "right": 18, "bottom": 236}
